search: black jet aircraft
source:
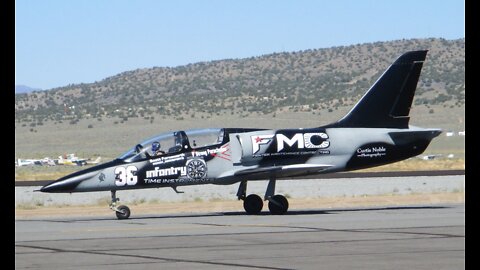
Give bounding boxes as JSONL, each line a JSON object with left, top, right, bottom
{"left": 41, "top": 50, "right": 441, "bottom": 219}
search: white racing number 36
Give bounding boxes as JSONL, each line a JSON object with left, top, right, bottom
{"left": 114, "top": 166, "right": 138, "bottom": 186}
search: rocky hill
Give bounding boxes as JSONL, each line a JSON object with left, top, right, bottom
{"left": 15, "top": 85, "right": 42, "bottom": 94}
{"left": 15, "top": 38, "right": 464, "bottom": 126}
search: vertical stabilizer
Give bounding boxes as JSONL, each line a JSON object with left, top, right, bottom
{"left": 330, "top": 50, "right": 428, "bottom": 128}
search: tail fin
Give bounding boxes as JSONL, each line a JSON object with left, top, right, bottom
{"left": 330, "top": 50, "right": 428, "bottom": 128}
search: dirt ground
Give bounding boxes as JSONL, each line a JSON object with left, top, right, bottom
{"left": 15, "top": 192, "right": 464, "bottom": 219}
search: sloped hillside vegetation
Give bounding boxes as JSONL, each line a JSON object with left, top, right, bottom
{"left": 15, "top": 38, "right": 464, "bottom": 126}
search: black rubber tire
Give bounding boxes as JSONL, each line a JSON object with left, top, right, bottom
{"left": 243, "top": 194, "right": 263, "bottom": 215}
{"left": 268, "top": 195, "right": 289, "bottom": 215}
{"left": 115, "top": 205, "right": 131, "bottom": 219}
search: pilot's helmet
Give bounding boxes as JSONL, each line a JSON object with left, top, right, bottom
{"left": 152, "top": 141, "right": 161, "bottom": 152}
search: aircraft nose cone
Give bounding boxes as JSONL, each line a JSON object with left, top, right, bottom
{"left": 40, "top": 177, "right": 82, "bottom": 193}
{"left": 39, "top": 185, "right": 51, "bottom": 192}
{"left": 40, "top": 170, "right": 100, "bottom": 193}
{"left": 40, "top": 160, "right": 118, "bottom": 193}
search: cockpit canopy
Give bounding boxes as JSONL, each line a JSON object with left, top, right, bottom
{"left": 119, "top": 128, "right": 225, "bottom": 162}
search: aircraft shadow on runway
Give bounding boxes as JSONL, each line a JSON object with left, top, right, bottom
{"left": 224, "top": 205, "right": 449, "bottom": 216}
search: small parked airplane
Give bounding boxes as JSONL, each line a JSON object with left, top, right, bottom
{"left": 86, "top": 157, "right": 102, "bottom": 165}
{"left": 16, "top": 159, "right": 42, "bottom": 167}
{"left": 41, "top": 51, "right": 441, "bottom": 219}
{"left": 420, "top": 154, "right": 443, "bottom": 160}
{"left": 57, "top": 153, "right": 88, "bottom": 166}
{"left": 16, "top": 157, "right": 56, "bottom": 166}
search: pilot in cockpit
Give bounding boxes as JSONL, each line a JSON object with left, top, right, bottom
{"left": 151, "top": 141, "right": 165, "bottom": 156}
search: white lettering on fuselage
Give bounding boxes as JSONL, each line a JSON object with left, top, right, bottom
{"left": 356, "top": 146, "right": 386, "bottom": 158}
{"left": 192, "top": 147, "right": 228, "bottom": 157}
{"left": 276, "top": 133, "right": 304, "bottom": 152}
{"left": 143, "top": 178, "right": 214, "bottom": 185}
{"left": 251, "top": 135, "right": 275, "bottom": 154}
{"left": 146, "top": 167, "right": 187, "bottom": 178}
{"left": 251, "top": 132, "right": 330, "bottom": 154}
{"left": 150, "top": 154, "right": 185, "bottom": 166}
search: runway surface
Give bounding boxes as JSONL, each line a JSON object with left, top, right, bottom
{"left": 15, "top": 203, "right": 465, "bottom": 270}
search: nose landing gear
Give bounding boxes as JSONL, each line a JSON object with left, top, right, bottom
{"left": 109, "top": 190, "right": 131, "bottom": 219}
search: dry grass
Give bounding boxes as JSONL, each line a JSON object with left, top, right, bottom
{"left": 15, "top": 166, "right": 81, "bottom": 181}
{"left": 358, "top": 158, "right": 465, "bottom": 172}
{"left": 15, "top": 191, "right": 464, "bottom": 219}
{"left": 15, "top": 104, "right": 464, "bottom": 159}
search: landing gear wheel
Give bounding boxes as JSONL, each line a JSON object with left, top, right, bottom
{"left": 243, "top": 194, "right": 263, "bottom": 215}
{"left": 115, "top": 205, "right": 131, "bottom": 220}
{"left": 268, "top": 195, "right": 289, "bottom": 215}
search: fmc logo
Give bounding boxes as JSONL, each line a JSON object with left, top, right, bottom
{"left": 251, "top": 132, "right": 330, "bottom": 154}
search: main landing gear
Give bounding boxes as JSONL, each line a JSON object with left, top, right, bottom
{"left": 237, "top": 177, "right": 289, "bottom": 215}
{"left": 110, "top": 190, "right": 131, "bottom": 219}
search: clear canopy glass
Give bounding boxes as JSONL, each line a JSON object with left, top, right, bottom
{"left": 118, "top": 128, "right": 225, "bottom": 162}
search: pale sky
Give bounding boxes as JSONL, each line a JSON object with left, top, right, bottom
{"left": 15, "top": 0, "right": 465, "bottom": 90}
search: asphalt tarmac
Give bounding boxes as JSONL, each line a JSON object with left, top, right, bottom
{"left": 15, "top": 203, "right": 465, "bottom": 270}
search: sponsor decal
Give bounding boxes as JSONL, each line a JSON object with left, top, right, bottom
{"left": 356, "top": 146, "right": 387, "bottom": 158}
{"left": 186, "top": 159, "right": 208, "bottom": 179}
{"left": 251, "top": 132, "right": 330, "bottom": 154}
{"left": 252, "top": 135, "right": 275, "bottom": 154}
{"left": 143, "top": 177, "right": 213, "bottom": 185}
{"left": 276, "top": 133, "right": 304, "bottom": 152}
{"left": 252, "top": 150, "right": 330, "bottom": 158}
{"left": 192, "top": 144, "right": 231, "bottom": 161}
{"left": 303, "top": 133, "right": 330, "bottom": 149}
{"left": 144, "top": 159, "right": 209, "bottom": 185}
{"left": 146, "top": 166, "right": 187, "bottom": 178}
{"left": 150, "top": 153, "right": 185, "bottom": 166}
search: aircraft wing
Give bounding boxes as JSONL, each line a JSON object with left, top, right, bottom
{"left": 234, "top": 164, "right": 332, "bottom": 179}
